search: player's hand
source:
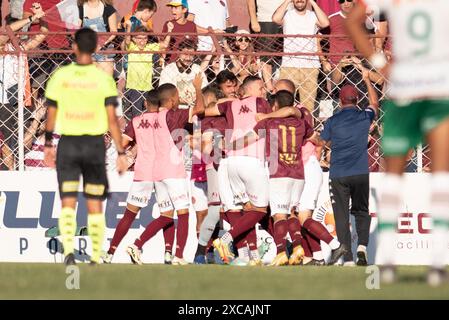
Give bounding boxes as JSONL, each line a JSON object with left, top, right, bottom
{"left": 255, "top": 113, "right": 266, "bottom": 122}
{"left": 193, "top": 73, "right": 203, "bottom": 90}
{"left": 167, "top": 22, "right": 174, "bottom": 33}
{"left": 43, "top": 146, "right": 56, "bottom": 168}
{"left": 250, "top": 19, "right": 261, "bottom": 33}
{"left": 116, "top": 154, "right": 128, "bottom": 175}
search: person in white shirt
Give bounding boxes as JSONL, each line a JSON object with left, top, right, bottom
{"left": 159, "top": 39, "right": 208, "bottom": 107}
{"left": 272, "top": 0, "right": 329, "bottom": 113}
{"left": 187, "top": 0, "right": 230, "bottom": 51}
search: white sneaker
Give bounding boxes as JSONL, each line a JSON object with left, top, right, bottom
{"left": 126, "top": 244, "right": 143, "bottom": 265}
{"left": 164, "top": 251, "right": 173, "bottom": 265}
{"left": 172, "top": 256, "right": 189, "bottom": 265}
{"left": 101, "top": 251, "right": 113, "bottom": 264}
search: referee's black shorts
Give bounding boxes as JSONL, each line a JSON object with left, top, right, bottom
{"left": 56, "top": 135, "right": 108, "bottom": 200}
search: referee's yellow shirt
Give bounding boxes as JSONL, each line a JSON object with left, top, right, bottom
{"left": 45, "top": 63, "right": 118, "bottom": 136}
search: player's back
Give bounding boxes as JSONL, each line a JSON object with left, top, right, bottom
{"left": 362, "top": 0, "right": 449, "bottom": 100}
{"left": 262, "top": 116, "right": 311, "bottom": 179}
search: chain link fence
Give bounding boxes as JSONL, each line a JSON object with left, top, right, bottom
{"left": 0, "top": 30, "right": 430, "bottom": 172}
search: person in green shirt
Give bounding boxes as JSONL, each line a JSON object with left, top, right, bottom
{"left": 44, "top": 28, "right": 128, "bottom": 266}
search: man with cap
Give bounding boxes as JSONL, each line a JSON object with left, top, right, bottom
{"left": 162, "top": 0, "right": 198, "bottom": 64}
{"left": 317, "top": 69, "right": 379, "bottom": 266}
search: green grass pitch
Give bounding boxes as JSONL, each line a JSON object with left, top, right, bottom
{"left": 1, "top": 263, "right": 448, "bottom": 299}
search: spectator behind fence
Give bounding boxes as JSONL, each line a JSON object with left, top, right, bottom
{"left": 187, "top": 0, "right": 230, "bottom": 51}
{"left": 0, "top": 5, "right": 48, "bottom": 158}
{"left": 246, "top": 0, "right": 284, "bottom": 77}
{"left": 273, "top": 0, "right": 329, "bottom": 113}
{"left": 159, "top": 39, "right": 208, "bottom": 107}
{"left": 123, "top": 25, "right": 171, "bottom": 121}
{"left": 78, "top": 0, "right": 118, "bottom": 75}
{"left": 23, "top": 101, "right": 60, "bottom": 171}
{"left": 318, "top": 71, "right": 379, "bottom": 266}
{"left": 223, "top": 30, "right": 272, "bottom": 90}
{"left": 163, "top": 0, "right": 197, "bottom": 64}
{"left": 119, "top": 0, "right": 156, "bottom": 32}
{"left": 22, "top": 0, "right": 69, "bottom": 48}
{"left": 23, "top": 0, "right": 72, "bottom": 108}
{"left": 320, "top": 0, "right": 376, "bottom": 76}
{"left": 0, "top": 128, "right": 15, "bottom": 170}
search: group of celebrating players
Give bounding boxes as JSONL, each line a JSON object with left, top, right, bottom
{"left": 100, "top": 72, "right": 347, "bottom": 267}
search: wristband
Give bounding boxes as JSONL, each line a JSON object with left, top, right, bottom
{"left": 45, "top": 131, "right": 53, "bottom": 146}
{"left": 369, "top": 52, "right": 387, "bottom": 70}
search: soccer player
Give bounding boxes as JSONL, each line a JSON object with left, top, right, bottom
{"left": 44, "top": 28, "right": 127, "bottom": 265}
{"left": 272, "top": 79, "right": 344, "bottom": 266}
{"left": 206, "top": 76, "right": 300, "bottom": 265}
{"left": 126, "top": 76, "right": 205, "bottom": 265}
{"left": 346, "top": 0, "right": 449, "bottom": 284}
{"left": 253, "top": 90, "right": 313, "bottom": 266}
{"left": 101, "top": 89, "right": 175, "bottom": 264}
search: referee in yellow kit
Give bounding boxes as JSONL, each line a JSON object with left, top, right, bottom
{"left": 44, "top": 28, "right": 127, "bottom": 265}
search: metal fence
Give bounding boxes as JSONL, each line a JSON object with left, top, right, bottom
{"left": 0, "top": 30, "right": 430, "bottom": 172}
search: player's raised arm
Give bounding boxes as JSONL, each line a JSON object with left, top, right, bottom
{"left": 191, "top": 73, "right": 206, "bottom": 117}
{"left": 345, "top": 2, "right": 387, "bottom": 72}
{"left": 256, "top": 106, "right": 302, "bottom": 122}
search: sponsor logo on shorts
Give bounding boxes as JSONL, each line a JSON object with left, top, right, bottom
{"left": 131, "top": 195, "right": 148, "bottom": 204}
{"left": 85, "top": 183, "right": 105, "bottom": 196}
{"left": 61, "top": 181, "right": 79, "bottom": 193}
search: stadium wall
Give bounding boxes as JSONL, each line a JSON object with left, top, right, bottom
{"left": 0, "top": 172, "right": 446, "bottom": 265}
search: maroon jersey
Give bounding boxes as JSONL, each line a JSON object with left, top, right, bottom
{"left": 255, "top": 116, "right": 313, "bottom": 179}
{"left": 200, "top": 116, "right": 228, "bottom": 135}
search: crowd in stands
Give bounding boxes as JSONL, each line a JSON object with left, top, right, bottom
{"left": 0, "top": 0, "right": 429, "bottom": 172}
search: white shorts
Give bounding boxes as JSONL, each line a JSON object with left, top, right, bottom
{"left": 206, "top": 167, "right": 221, "bottom": 205}
{"left": 217, "top": 158, "right": 242, "bottom": 212}
{"left": 269, "top": 178, "right": 305, "bottom": 215}
{"left": 190, "top": 180, "right": 208, "bottom": 212}
{"left": 160, "top": 178, "right": 190, "bottom": 211}
{"left": 227, "top": 156, "right": 269, "bottom": 208}
{"left": 299, "top": 156, "right": 323, "bottom": 211}
{"left": 126, "top": 181, "right": 174, "bottom": 212}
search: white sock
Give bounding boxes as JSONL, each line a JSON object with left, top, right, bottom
{"left": 377, "top": 174, "right": 402, "bottom": 265}
{"left": 313, "top": 251, "right": 324, "bottom": 261}
{"left": 198, "top": 205, "right": 221, "bottom": 246}
{"left": 357, "top": 245, "right": 367, "bottom": 254}
{"left": 250, "top": 249, "right": 260, "bottom": 260}
{"left": 237, "top": 247, "right": 250, "bottom": 262}
{"left": 329, "top": 238, "right": 340, "bottom": 250}
{"left": 221, "top": 232, "right": 233, "bottom": 244}
{"left": 430, "top": 172, "right": 449, "bottom": 269}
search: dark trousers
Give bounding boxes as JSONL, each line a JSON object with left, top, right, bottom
{"left": 329, "top": 174, "right": 371, "bottom": 262}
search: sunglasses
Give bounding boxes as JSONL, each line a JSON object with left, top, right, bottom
{"left": 338, "top": 0, "right": 353, "bottom": 3}
{"left": 237, "top": 38, "right": 250, "bottom": 43}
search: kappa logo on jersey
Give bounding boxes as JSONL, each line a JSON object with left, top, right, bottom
{"left": 137, "top": 119, "right": 163, "bottom": 129}
{"left": 238, "top": 105, "right": 251, "bottom": 114}
{"left": 153, "top": 120, "right": 162, "bottom": 129}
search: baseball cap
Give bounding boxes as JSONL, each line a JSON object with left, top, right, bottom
{"left": 339, "top": 85, "right": 359, "bottom": 104}
{"left": 167, "top": 0, "right": 189, "bottom": 9}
